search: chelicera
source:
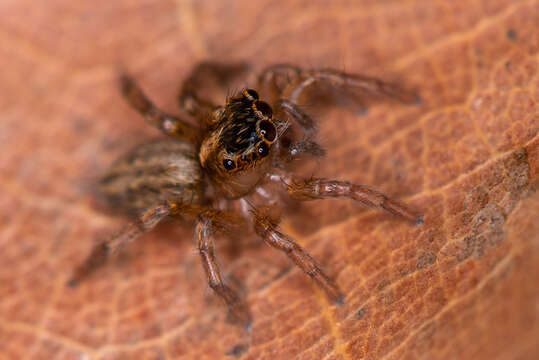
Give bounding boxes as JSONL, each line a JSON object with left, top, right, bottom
{"left": 68, "top": 62, "right": 422, "bottom": 328}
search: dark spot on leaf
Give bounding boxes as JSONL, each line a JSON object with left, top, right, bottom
{"left": 358, "top": 107, "right": 368, "bottom": 116}
{"left": 418, "top": 321, "right": 437, "bottom": 342}
{"left": 227, "top": 344, "right": 249, "bottom": 357}
{"left": 504, "top": 148, "right": 530, "bottom": 194}
{"left": 466, "top": 186, "right": 489, "bottom": 208}
{"left": 417, "top": 251, "right": 437, "bottom": 269}
{"left": 377, "top": 278, "right": 391, "bottom": 291}
{"left": 380, "top": 288, "right": 395, "bottom": 306}
{"left": 506, "top": 29, "right": 517, "bottom": 42}
{"left": 355, "top": 307, "right": 367, "bottom": 320}
{"left": 72, "top": 116, "right": 90, "bottom": 133}
{"left": 473, "top": 204, "right": 505, "bottom": 233}
{"left": 473, "top": 48, "right": 484, "bottom": 67}
{"left": 457, "top": 236, "right": 476, "bottom": 262}
{"left": 474, "top": 235, "right": 489, "bottom": 257}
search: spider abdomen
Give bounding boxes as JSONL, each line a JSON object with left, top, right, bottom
{"left": 98, "top": 140, "right": 205, "bottom": 216}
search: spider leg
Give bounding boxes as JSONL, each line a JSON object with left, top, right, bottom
{"left": 275, "top": 99, "right": 327, "bottom": 162}
{"left": 256, "top": 64, "right": 302, "bottom": 103}
{"left": 286, "top": 69, "right": 418, "bottom": 104}
{"left": 195, "top": 212, "right": 252, "bottom": 328}
{"left": 67, "top": 202, "right": 171, "bottom": 287}
{"left": 279, "top": 99, "right": 318, "bottom": 135}
{"left": 120, "top": 74, "right": 199, "bottom": 142}
{"left": 258, "top": 64, "right": 302, "bottom": 85}
{"left": 285, "top": 177, "right": 423, "bottom": 225}
{"left": 251, "top": 207, "right": 343, "bottom": 304}
{"left": 258, "top": 65, "right": 417, "bottom": 105}
{"left": 179, "top": 61, "right": 250, "bottom": 123}
{"left": 283, "top": 139, "right": 326, "bottom": 163}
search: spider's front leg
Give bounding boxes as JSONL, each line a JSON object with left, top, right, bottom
{"left": 279, "top": 99, "right": 318, "bottom": 135}
{"left": 120, "top": 75, "right": 199, "bottom": 142}
{"left": 258, "top": 64, "right": 418, "bottom": 107}
{"left": 285, "top": 139, "right": 326, "bottom": 162}
{"left": 256, "top": 64, "right": 302, "bottom": 104}
{"left": 251, "top": 207, "right": 343, "bottom": 304}
{"left": 287, "top": 69, "right": 419, "bottom": 104}
{"left": 195, "top": 212, "right": 252, "bottom": 328}
{"left": 67, "top": 203, "right": 171, "bottom": 286}
{"left": 285, "top": 177, "right": 423, "bottom": 225}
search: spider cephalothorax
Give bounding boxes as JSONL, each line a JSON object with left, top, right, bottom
{"left": 69, "top": 62, "right": 422, "bottom": 329}
{"left": 199, "top": 88, "right": 279, "bottom": 198}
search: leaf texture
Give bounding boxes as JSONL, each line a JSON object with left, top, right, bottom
{"left": 0, "top": 0, "right": 538, "bottom": 359}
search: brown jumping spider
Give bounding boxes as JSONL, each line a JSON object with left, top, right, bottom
{"left": 69, "top": 62, "right": 422, "bottom": 328}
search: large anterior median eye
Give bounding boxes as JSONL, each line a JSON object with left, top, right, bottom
{"left": 258, "top": 120, "right": 276, "bottom": 142}
{"left": 255, "top": 101, "right": 273, "bottom": 118}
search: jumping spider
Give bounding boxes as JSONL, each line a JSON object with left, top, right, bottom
{"left": 69, "top": 62, "right": 422, "bottom": 328}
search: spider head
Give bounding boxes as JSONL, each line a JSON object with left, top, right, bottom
{"left": 218, "top": 89, "right": 277, "bottom": 170}
{"left": 200, "top": 89, "right": 278, "bottom": 198}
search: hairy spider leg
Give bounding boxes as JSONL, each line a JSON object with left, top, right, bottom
{"left": 195, "top": 213, "right": 252, "bottom": 329}
{"left": 285, "top": 69, "right": 419, "bottom": 104}
{"left": 120, "top": 74, "right": 199, "bottom": 142}
{"left": 257, "top": 66, "right": 416, "bottom": 164}
{"left": 258, "top": 67, "right": 418, "bottom": 156}
{"left": 251, "top": 207, "right": 343, "bottom": 304}
{"left": 69, "top": 200, "right": 252, "bottom": 327}
{"left": 279, "top": 99, "right": 318, "bottom": 135}
{"left": 284, "top": 140, "right": 327, "bottom": 162}
{"left": 277, "top": 98, "right": 327, "bottom": 161}
{"left": 256, "top": 65, "right": 317, "bottom": 134}
{"left": 286, "top": 177, "right": 423, "bottom": 225}
{"left": 67, "top": 203, "right": 171, "bottom": 287}
{"left": 256, "top": 64, "right": 302, "bottom": 104}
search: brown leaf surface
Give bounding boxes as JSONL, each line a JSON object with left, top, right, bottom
{"left": 1, "top": 0, "right": 538, "bottom": 359}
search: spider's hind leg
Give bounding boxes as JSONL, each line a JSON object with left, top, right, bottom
{"left": 67, "top": 202, "right": 171, "bottom": 287}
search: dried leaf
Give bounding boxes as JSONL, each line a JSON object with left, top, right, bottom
{"left": 1, "top": 1, "right": 538, "bottom": 359}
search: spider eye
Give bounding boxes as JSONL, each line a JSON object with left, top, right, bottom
{"left": 255, "top": 101, "right": 273, "bottom": 118}
{"left": 257, "top": 142, "right": 269, "bottom": 157}
{"left": 243, "top": 89, "right": 259, "bottom": 100}
{"left": 258, "top": 120, "right": 276, "bottom": 142}
{"left": 222, "top": 159, "right": 236, "bottom": 170}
